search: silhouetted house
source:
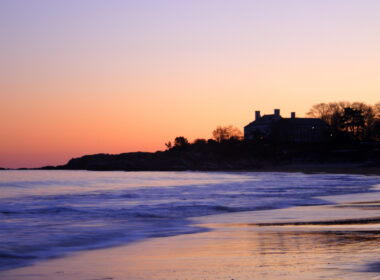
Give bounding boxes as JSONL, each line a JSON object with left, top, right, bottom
{"left": 244, "top": 109, "right": 330, "bottom": 143}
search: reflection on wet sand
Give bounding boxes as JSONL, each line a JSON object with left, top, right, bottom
{"left": 3, "top": 223, "right": 380, "bottom": 280}
{"left": 4, "top": 196, "right": 380, "bottom": 280}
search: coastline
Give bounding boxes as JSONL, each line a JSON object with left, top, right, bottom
{"left": 34, "top": 141, "right": 380, "bottom": 175}
{"left": 252, "top": 162, "right": 380, "bottom": 176}
{"left": 3, "top": 186, "right": 380, "bottom": 280}
{"left": 9, "top": 162, "right": 378, "bottom": 176}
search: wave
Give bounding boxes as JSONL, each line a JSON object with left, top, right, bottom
{"left": 0, "top": 171, "right": 379, "bottom": 271}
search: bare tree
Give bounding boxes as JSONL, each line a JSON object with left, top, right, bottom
{"left": 374, "top": 102, "right": 380, "bottom": 118}
{"left": 306, "top": 102, "right": 330, "bottom": 122}
{"left": 307, "top": 101, "right": 379, "bottom": 141}
{"left": 306, "top": 102, "right": 348, "bottom": 126}
{"left": 212, "top": 125, "right": 243, "bottom": 142}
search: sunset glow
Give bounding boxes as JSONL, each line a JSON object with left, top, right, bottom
{"left": 1, "top": 0, "right": 380, "bottom": 168}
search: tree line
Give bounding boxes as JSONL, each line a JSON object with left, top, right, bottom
{"left": 165, "top": 125, "right": 243, "bottom": 150}
{"left": 166, "top": 101, "right": 380, "bottom": 150}
{"left": 307, "top": 101, "right": 380, "bottom": 142}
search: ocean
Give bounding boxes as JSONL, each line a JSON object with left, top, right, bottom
{"left": 0, "top": 170, "right": 379, "bottom": 271}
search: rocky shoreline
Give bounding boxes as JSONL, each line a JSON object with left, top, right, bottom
{"left": 35, "top": 142, "right": 380, "bottom": 175}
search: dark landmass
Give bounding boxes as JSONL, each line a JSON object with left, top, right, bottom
{"left": 41, "top": 140, "right": 380, "bottom": 175}
{"left": 42, "top": 100, "right": 380, "bottom": 174}
{"left": 10, "top": 101, "right": 380, "bottom": 174}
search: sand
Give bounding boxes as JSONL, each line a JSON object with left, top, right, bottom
{"left": 3, "top": 189, "right": 380, "bottom": 279}
{"left": 256, "top": 163, "right": 380, "bottom": 176}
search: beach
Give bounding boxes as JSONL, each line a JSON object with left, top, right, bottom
{"left": 2, "top": 0, "right": 379, "bottom": 278}
{"left": 256, "top": 163, "right": 380, "bottom": 176}
{"left": 3, "top": 187, "right": 380, "bottom": 280}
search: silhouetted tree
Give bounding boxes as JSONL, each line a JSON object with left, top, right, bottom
{"left": 373, "top": 119, "right": 380, "bottom": 141}
{"left": 212, "top": 126, "right": 243, "bottom": 142}
{"left": 371, "top": 102, "right": 380, "bottom": 141}
{"left": 207, "top": 138, "right": 217, "bottom": 144}
{"left": 374, "top": 102, "right": 380, "bottom": 118}
{"left": 307, "top": 101, "right": 379, "bottom": 141}
{"left": 174, "top": 136, "right": 189, "bottom": 148}
{"left": 340, "top": 107, "right": 364, "bottom": 138}
{"left": 193, "top": 138, "right": 207, "bottom": 145}
{"left": 352, "top": 102, "right": 376, "bottom": 139}
{"left": 307, "top": 103, "right": 330, "bottom": 123}
{"left": 165, "top": 141, "right": 172, "bottom": 150}
{"left": 307, "top": 102, "right": 348, "bottom": 126}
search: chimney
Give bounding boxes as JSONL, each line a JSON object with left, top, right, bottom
{"left": 274, "top": 109, "right": 280, "bottom": 117}
{"left": 291, "top": 112, "right": 295, "bottom": 119}
{"left": 255, "top": 110, "right": 261, "bottom": 120}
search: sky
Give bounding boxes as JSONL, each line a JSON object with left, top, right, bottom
{"left": 1, "top": 0, "right": 380, "bottom": 168}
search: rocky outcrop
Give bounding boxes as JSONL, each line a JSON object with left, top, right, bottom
{"left": 46, "top": 141, "right": 380, "bottom": 172}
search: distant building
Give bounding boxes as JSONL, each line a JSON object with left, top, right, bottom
{"left": 244, "top": 109, "right": 330, "bottom": 143}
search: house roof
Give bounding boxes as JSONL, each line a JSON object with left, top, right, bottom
{"left": 280, "top": 118, "right": 329, "bottom": 126}
{"left": 244, "top": 114, "right": 280, "bottom": 128}
{"left": 245, "top": 116, "right": 329, "bottom": 129}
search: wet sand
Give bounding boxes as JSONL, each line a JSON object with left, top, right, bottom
{"left": 3, "top": 191, "right": 380, "bottom": 279}
{"left": 256, "top": 163, "right": 380, "bottom": 176}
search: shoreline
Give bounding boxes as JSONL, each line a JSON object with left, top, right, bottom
{"left": 252, "top": 163, "right": 380, "bottom": 176}
{"left": 3, "top": 189, "right": 380, "bottom": 279}
{"left": 2, "top": 162, "right": 380, "bottom": 176}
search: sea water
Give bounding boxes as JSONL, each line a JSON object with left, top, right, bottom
{"left": 0, "top": 170, "right": 379, "bottom": 271}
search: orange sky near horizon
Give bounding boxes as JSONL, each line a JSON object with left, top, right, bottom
{"left": 1, "top": 0, "right": 380, "bottom": 168}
